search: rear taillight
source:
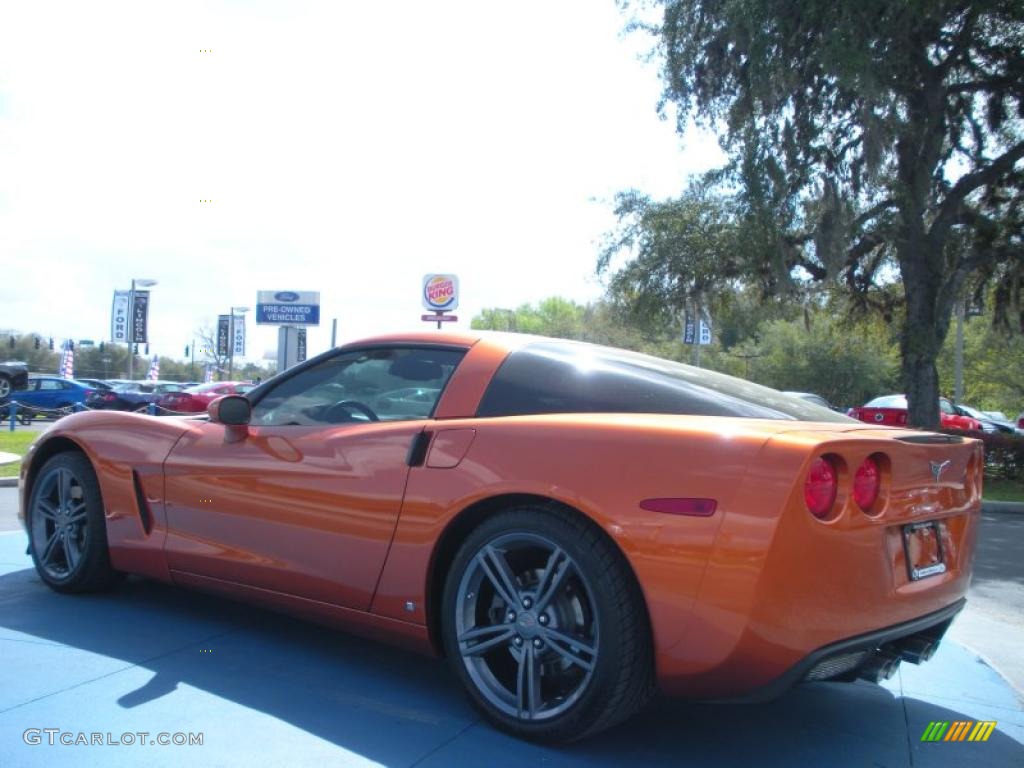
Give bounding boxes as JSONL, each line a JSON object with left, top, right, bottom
{"left": 853, "top": 456, "right": 881, "bottom": 510}
{"left": 103, "top": 393, "right": 116, "bottom": 401}
{"left": 804, "top": 456, "right": 838, "bottom": 519}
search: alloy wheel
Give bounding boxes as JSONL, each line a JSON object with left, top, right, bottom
{"left": 30, "top": 467, "right": 90, "bottom": 580}
{"left": 455, "top": 532, "right": 599, "bottom": 722}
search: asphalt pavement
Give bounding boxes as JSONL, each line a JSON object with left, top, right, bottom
{"left": 0, "top": 487, "right": 1021, "bottom": 766}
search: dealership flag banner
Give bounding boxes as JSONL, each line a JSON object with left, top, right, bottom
{"left": 58, "top": 341, "right": 74, "bottom": 379}
{"left": 682, "top": 312, "right": 696, "bottom": 344}
{"left": 147, "top": 355, "right": 159, "bottom": 381}
{"left": 111, "top": 290, "right": 130, "bottom": 343}
{"left": 204, "top": 365, "right": 214, "bottom": 383}
{"left": 232, "top": 314, "right": 246, "bottom": 357}
{"left": 699, "top": 316, "right": 712, "bottom": 345}
{"left": 217, "top": 315, "right": 230, "bottom": 358}
{"left": 131, "top": 290, "right": 150, "bottom": 343}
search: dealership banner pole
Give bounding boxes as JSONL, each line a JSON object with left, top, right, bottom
{"left": 127, "top": 279, "right": 135, "bottom": 380}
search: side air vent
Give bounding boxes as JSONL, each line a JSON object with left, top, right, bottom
{"left": 895, "top": 435, "right": 964, "bottom": 445}
{"left": 131, "top": 470, "right": 154, "bottom": 535}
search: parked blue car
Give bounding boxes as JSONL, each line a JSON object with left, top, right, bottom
{"left": 8, "top": 376, "right": 95, "bottom": 415}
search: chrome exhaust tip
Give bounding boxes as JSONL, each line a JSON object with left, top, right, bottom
{"left": 857, "top": 651, "right": 901, "bottom": 683}
{"left": 897, "top": 637, "right": 938, "bottom": 665}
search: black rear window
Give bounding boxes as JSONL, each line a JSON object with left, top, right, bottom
{"left": 477, "top": 341, "right": 854, "bottom": 422}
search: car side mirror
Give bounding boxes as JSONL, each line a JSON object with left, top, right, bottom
{"left": 208, "top": 395, "right": 251, "bottom": 442}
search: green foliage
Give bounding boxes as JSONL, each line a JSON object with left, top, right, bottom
{"left": 471, "top": 297, "right": 656, "bottom": 351}
{"left": 743, "top": 315, "right": 899, "bottom": 409}
{"left": 471, "top": 295, "right": 900, "bottom": 408}
{"left": 937, "top": 310, "right": 1024, "bottom": 414}
{"left": 623, "top": 0, "right": 1024, "bottom": 427}
{"left": 0, "top": 332, "right": 62, "bottom": 371}
{"left": 1, "top": 333, "right": 274, "bottom": 383}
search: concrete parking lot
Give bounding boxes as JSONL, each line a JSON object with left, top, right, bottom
{"left": 0, "top": 488, "right": 1021, "bottom": 767}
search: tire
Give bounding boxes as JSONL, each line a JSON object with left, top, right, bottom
{"left": 0, "top": 374, "right": 10, "bottom": 399}
{"left": 26, "top": 452, "right": 120, "bottom": 593}
{"left": 441, "top": 504, "right": 654, "bottom": 743}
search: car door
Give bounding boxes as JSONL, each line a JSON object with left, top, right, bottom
{"left": 35, "top": 378, "right": 64, "bottom": 408}
{"left": 162, "top": 344, "right": 466, "bottom": 610}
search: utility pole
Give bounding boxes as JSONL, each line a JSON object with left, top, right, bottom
{"left": 954, "top": 299, "right": 965, "bottom": 404}
{"left": 128, "top": 278, "right": 135, "bottom": 380}
{"left": 732, "top": 351, "right": 764, "bottom": 380}
{"left": 691, "top": 299, "right": 702, "bottom": 367}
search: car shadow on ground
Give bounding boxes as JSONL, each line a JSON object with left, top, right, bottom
{"left": 0, "top": 566, "right": 1021, "bottom": 767}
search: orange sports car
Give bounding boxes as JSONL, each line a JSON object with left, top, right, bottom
{"left": 17, "top": 332, "right": 981, "bottom": 742}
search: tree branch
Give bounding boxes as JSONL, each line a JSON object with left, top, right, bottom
{"left": 852, "top": 199, "right": 896, "bottom": 229}
{"left": 930, "top": 140, "right": 1024, "bottom": 242}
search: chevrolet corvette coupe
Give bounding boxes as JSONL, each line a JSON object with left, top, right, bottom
{"left": 18, "top": 332, "right": 981, "bottom": 742}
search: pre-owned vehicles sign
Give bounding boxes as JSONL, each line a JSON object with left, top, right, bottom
{"left": 256, "top": 291, "right": 321, "bottom": 325}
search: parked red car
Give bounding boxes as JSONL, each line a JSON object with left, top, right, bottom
{"left": 156, "top": 381, "right": 256, "bottom": 414}
{"left": 849, "top": 395, "right": 981, "bottom": 431}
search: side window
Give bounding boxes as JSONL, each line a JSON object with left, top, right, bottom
{"left": 939, "top": 400, "right": 955, "bottom": 415}
{"left": 38, "top": 380, "right": 62, "bottom": 391}
{"left": 477, "top": 342, "right": 850, "bottom": 421}
{"left": 251, "top": 346, "right": 465, "bottom": 426}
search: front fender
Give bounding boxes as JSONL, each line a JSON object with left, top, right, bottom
{"left": 20, "top": 411, "right": 196, "bottom": 581}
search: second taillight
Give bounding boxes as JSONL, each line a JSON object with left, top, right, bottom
{"left": 804, "top": 457, "right": 838, "bottom": 519}
{"left": 853, "top": 456, "right": 881, "bottom": 510}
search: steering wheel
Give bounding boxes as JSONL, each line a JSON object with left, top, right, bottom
{"left": 324, "top": 399, "right": 380, "bottom": 423}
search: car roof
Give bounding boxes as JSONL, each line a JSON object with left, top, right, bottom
{"left": 345, "top": 330, "right": 541, "bottom": 353}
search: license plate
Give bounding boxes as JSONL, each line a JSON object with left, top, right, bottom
{"left": 902, "top": 521, "right": 946, "bottom": 581}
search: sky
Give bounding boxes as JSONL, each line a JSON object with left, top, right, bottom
{"left": 0, "top": 0, "right": 724, "bottom": 365}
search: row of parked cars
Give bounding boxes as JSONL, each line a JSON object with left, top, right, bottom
{"left": 787, "top": 390, "right": 1024, "bottom": 434}
{"left": 0, "top": 366, "right": 255, "bottom": 417}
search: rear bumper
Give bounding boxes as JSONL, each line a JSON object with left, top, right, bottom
{"left": 719, "top": 598, "right": 965, "bottom": 702}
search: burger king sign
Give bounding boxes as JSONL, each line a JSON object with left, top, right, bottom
{"left": 422, "top": 274, "right": 459, "bottom": 312}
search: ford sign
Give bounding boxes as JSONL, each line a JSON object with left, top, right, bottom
{"left": 256, "top": 290, "right": 321, "bottom": 326}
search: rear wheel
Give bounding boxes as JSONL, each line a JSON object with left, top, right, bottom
{"left": 27, "top": 453, "right": 120, "bottom": 593}
{"left": 442, "top": 505, "right": 654, "bottom": 743}
{"left": 0, "top": 374, "right": 10, "bottom": 399}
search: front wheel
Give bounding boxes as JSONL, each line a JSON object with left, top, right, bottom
{"left": 27, "top": 452, "right": 120, "bottom": 593}
{"left": 442, "top": 506, "right": 654, "bottom": 743}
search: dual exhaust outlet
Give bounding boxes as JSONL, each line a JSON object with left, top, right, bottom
{"left": 857, "top": 636, "right": 939, "bottom": 683}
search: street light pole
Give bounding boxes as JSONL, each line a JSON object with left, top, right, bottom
{"left": 127, "top": 278, "right": 136, "bottom": 380}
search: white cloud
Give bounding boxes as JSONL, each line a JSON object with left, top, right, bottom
{"left": 0, "top": 0, "right": 724, "bottom": 363}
